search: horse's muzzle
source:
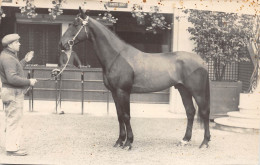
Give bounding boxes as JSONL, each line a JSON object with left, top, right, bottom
{"left": 59, "top": 41, "right": 69, "bottom": 51}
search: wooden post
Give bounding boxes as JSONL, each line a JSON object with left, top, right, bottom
{"left": 55, "top": 76, "right": 58, "bottom": 114}
{"left": 81, "top": 71, "right": 84, "bottom": 115}
{"left": 107, "top": 90, "right": 109, "bottom": 115}
{"left": 27, "top": 70, "right": 31, "bottom": 112}
{"left": 59, "top": 74, "right": 62, "bottom": 109}
{"left": 31, "top": 69, "right": 34, "bottom": 111}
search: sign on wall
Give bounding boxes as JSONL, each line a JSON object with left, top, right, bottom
{"left": 2, "top": 0, "right": 12, "bottom": 3}
{"left": 107, "top": 2, "right": 128, "bottom": 8}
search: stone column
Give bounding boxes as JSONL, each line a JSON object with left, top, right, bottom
{"left": 169, "top": 9, "right": 186, "bottom": 114}
{"left": 169, "top": 9, "right": 195, "bottom": 115}
{"left": 253, "top": 61, "right": 260, "bottom": 94}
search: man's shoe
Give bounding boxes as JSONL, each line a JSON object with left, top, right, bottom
{"left": 6, "top": 149, "right": 28, "bottom": 156}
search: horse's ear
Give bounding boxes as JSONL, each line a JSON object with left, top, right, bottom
{"left": 79, "top": 7, "right": 87, "bottom": 19}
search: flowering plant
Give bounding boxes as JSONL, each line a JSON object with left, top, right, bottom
{"left": 0, "top": 8, "right": 6, "bottom": 18}
{"left": 19, "top": 0, "right": 37, "bottom": 18}
{"left": 131, "top": 5, "right": 171, "bottom": 34}
{"left": 145, "top": 6, "right": 171, "bottom": 34}
{"left": 97, "top": 4, "right": 118, "bottom": 24}
{"left": 48, "top": 0, "right": 65, "bottom": 19}
{"left": 131, "top": 4, "right": 146, "bottom": 25}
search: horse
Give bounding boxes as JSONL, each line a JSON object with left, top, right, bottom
{"left": 59, "top": 8, "right": 211, "bottom": 150}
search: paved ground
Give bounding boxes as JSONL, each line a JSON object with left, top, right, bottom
{"left": 0, "top": 101, "right": 259, "bottom": 165}
{"left": 18, "top": 100, "right": 187, "bottom": 118}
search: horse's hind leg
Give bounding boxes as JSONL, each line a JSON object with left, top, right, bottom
{"left": 177, "top": 85, "right": 196, "bottom": 146}
{"left": 112, "top": 89, "right": 133, "bottom": 150}
{"left": 193, "top": 93, "right": 210, "bottom": 148}
{"left": 190, "top": 70, "right": 211, "bottom": 148}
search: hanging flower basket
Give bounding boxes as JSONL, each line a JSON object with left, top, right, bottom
{"left": 19, "top": 0, "right": 38, "bottom": 18}
{"left": 48, "top": 0, "right": 65, "bottom": 19}
{"left": 131, "top": 5, "right": 171, "bottom": 34}
{"left": 96, "top": 4, "right": 118, "bottom": 24}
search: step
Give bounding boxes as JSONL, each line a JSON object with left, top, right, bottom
{"left": 214, "top": 117, "right": 260, "bottom": 133}
{"left": 239, "top": 108, "right": 260, "bottom": 115}
{"left": 228, "top": 111, "right": 260, "bottom": 119}
{"left": 228, "top": 116, "right": 260, "bottom": 125}
{"left": 239, "top": 105, "right": 260, "bottom": 110}
{"left": 239, "top": 93, "right": 260, "bottom": 107}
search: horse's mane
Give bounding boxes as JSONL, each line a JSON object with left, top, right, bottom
{"left": 88, "top": 17, "right": 128, "bottom": 51}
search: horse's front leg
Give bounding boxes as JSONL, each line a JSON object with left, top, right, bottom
{"left": 114, "top": 89, "right": 133, "bottom": 150}
{"left": 112, "top": 92, "right": 126, "bottom": 147}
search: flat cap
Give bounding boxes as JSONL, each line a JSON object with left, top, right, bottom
{"left": 2, "top": 33, "right": 20, "bottom": 47}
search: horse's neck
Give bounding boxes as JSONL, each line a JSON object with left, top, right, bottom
{"left": 88, "top": 18, "right": 126, "bottom": 70}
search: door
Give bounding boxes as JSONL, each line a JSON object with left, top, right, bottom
{"left": 16, "top": 23, "right": 60, "bottom": 65}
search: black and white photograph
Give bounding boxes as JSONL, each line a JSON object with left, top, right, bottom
{"left": 0, "top": 0, "right": 259, "bottom": 164}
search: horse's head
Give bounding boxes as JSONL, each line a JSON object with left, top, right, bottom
{"left": 59, "top": 7, "right": 90, "bottom": 50}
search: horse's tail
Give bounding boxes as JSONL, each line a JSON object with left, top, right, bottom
{"left": 205, "top": 74, "right": 210, "bottom": 116}
{"left": 197, "top": 72, "right": 210, "bottom": 125}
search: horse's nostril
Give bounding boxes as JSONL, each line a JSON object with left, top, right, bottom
{"left": 58, "top": 41, "right": 66, "bottom": 50}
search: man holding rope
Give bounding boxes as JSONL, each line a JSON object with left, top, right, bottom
{"left": 0, "top": 33, "right": 37, "bottom": 156}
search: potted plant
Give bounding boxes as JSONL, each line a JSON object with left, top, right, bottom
{"left": 183, "top": 9, "right": 255, "bottom": 119}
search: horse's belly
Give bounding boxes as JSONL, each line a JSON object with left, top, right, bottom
{"left": 131, "top": 65, "right": 178, "bottom": 93}
{"left": 132, "top": 76, "right": 175, "bottom": 93}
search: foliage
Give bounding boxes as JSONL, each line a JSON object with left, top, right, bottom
{"left": 242, "top": 15, "right": 260, "bottom": 92}
{"left": 131, "top": 5, "right": 171, "bottom": 34}
{"left": 0, "top": 7, "right": 5, "bottom": 24}
{"left": 48, "top": 0, "right": 65, "bottom": 19}
{"left": 184, "top": 9, "right": 254, "bottom": 81}
{"left": 96, "top": 4, "right": 118, "bottom": 24}
{"left": 19, "top": 0, "right": 37, "bottom": 18}
{"left": 0, "top": 7, "right": 6, "bottom": 18}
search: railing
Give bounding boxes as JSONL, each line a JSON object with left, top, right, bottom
{"left": 26, "top": 67, "right": 111, "bottom": 115}
{"left": 25, "top": 66, "right": 170, "bottom": 114}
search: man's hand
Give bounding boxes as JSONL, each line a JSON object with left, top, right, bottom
{"left": 29, "top": 79, "right": 37, "bottom": 86}
{"left": 25, "top": 51, "right": 34, "bottom": 62}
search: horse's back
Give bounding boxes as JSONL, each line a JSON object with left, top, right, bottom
{"left": 121, "top": 50, "right": 207, "bottom": 93}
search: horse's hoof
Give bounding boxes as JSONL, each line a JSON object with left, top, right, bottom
{"left": 113, "top": 141, "right": 123, "bottom": 148}
{"left": 177, "top": 140, "right": 190, "bottom": 147}
{"left": 122, "top": 141, "right": 132, "bottom": 150}
{"left": 199, "top": 141, "right": 209, "bottom": 149}
{"left": 122, "top": 144, "right": 132, "bottom": 151}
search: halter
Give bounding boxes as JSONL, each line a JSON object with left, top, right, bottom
{"left": 51, "top": 16, "right": 90, "bottom": 79}
{"left": 67, "top": 16, "right": 89, "bottom": 47}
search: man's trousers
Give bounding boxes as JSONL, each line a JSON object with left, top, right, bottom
{"left": 1, "top": 87, "right": 24, "bottom": 152}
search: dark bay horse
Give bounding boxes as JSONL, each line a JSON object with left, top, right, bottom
{"left": 60, "top": 8, "right": 210, "bottom": 149}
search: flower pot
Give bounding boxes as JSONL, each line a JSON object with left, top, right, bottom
{"left": 210, "top": 81, "right": 242, "bottom": 119}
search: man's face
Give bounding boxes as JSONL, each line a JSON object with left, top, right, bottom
{"left": 8, "top": 40, "right": 21, "bottom": 52}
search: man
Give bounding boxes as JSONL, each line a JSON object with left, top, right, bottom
{"left": 0, "top": 33, "right": 37, "bottom": 156}
{"left": 59, "top": 49, "right": 82, "bottom": 68}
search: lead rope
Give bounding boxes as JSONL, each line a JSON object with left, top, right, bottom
{"left": 54, "top": 44, "right": 73, "bottom": 114}
{"left": 24, "top": 45, "right": 73, "bottom": 114}
{"left": 25, "top": 16, "right": 89, "bottom": 113}
{"left": 24, "top": 44, "right": 73, "bottom": 95}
